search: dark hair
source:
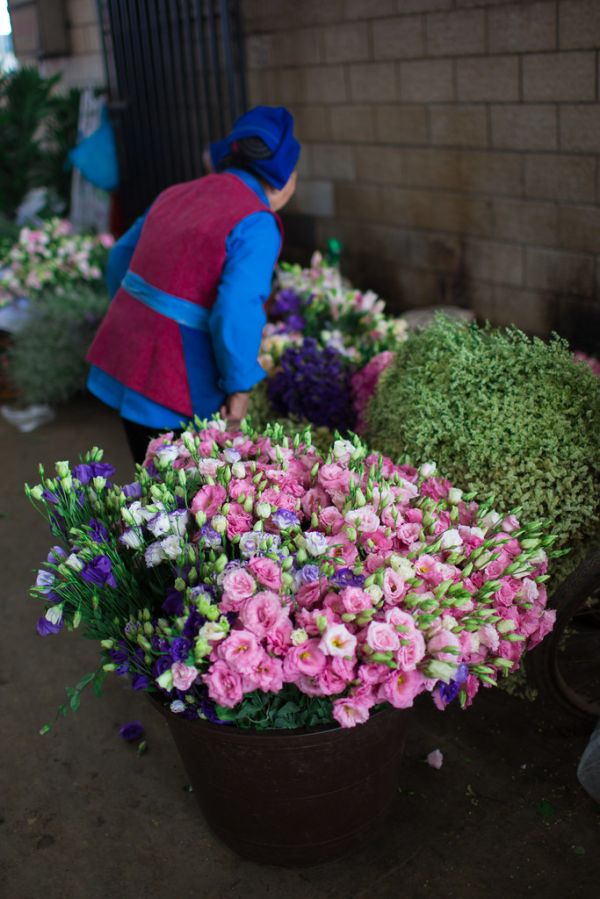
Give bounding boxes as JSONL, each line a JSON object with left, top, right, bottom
{"left": 217, "top": 136, "right": 272, "bottom": 176}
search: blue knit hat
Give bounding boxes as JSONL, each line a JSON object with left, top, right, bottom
{"left": 209, "top": 106, "right": 300, "bottom": 189}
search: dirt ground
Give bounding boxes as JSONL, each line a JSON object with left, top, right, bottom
{"left": 1, "top": 396, "right": 599, "bottom": 899}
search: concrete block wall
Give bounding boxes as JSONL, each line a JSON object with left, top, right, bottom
{"left": 243, "top": 0, "right": 600, "bottom": 346}
{"left": 8, "top": 0, "right": 105, "bottom": 88}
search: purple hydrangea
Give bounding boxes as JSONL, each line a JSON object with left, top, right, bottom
{"left": 267, "top": 338, "right": 356, "bottom": 432}
{"left": 81, "top": 555, "right": 117, "bottom": 588}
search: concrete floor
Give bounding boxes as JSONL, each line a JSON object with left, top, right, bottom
{"left": 1, "top": 396, "right": 599, "bottom": 899}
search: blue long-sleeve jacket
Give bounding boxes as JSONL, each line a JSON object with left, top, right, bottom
{"left": 87, "top": 169, "right": 280, "bottom": 429}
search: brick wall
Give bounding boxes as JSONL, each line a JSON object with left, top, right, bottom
{"left": 243, "top": 0, "right": 600, "bottom": 347}
{"left": 8, "top": 0, "right": 104, "bottom": 88}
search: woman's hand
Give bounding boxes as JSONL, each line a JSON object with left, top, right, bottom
{"left": 220, "top": 391, "right": 249, "bottom": 427}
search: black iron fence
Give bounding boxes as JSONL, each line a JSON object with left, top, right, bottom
{"left": 97, "top": 0, "right": 247, "bottom": 226}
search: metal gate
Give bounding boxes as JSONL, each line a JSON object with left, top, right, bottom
{"left": 97, "top": 0, "right": 247, "bottom": 226}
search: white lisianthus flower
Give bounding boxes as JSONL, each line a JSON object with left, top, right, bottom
{"left": 304, "top": 531, "right": 329, "bottom": 556}
{"left": 199, "top": 621, "right": 228, "bottom": 643}
{"left": 168, "top": 510, "right": 189, "bottom": 537}
{"left": 155, "top": 445, "right": 179, "bottom": 465}
{"left": 147, "top": 512, "right": 171, "bottom": 537}
{"left": 291, "top": 628, "right": 309, "bottom": 646}
{"left": 223, "top": 448, "right": 241, "bottom": 464}
{"left": 332, "top": 439, "right": 356, "bottom": 463}
{"left": 170, "top": 700, "right": 186, "bottom": 714}
{"left": 440, "top": 529, "right": 463, "bottom": 550}
{"left": 119, "top": 527, "right": 143, "bottom": 549}
{"left": 65, "top": 553, "right": 83, "bottom": 572}
{"left": 447, "top": 487, "right": 463, "bottom": 505}
{"left": 160, "top": 535, "right": 183, "bottom": 560}
{"left": 480, "top": 510, "right": 501, "bottom": 530}
{"left": 365, "top": 584, "right": 383, "bottom": 603}
{"left": 419, "top": 462, "right": 437, "bottom": 478}
{"left": 231, "top": 462, "right": 246, "bottom": 479}
{"left": 320, "top": 624, "right": 357, "bottom": 658}
{"left": 45, "top": 605, "right": 63, "bottom": 626}
{"left": 198, "top": 458, "right": 223, "bottom": 477}
{"left": 144, "top": 542, "right": 166, "bottom": 568}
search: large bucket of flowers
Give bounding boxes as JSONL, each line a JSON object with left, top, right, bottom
{"left": 27, "top": 421, "right": 557, "bottom": 865}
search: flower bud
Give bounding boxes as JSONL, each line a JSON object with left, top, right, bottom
{"left": 55, "top": 461, "right": 70, "bottom": 478}
{"left": 195, "top": 510, "right": 207, "bottom": 527}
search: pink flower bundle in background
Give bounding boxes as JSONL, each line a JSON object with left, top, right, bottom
{"left": 28, "top": 420, "right": 559, "bottom": 731}
{"left": 352, "top": 351, "right": 395, "bottom": 434}
{"left": 574, "top": 351, "right": 600, "bottom": 378}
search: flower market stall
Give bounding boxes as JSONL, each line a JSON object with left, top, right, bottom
{"left": 0, "top": 218, "right": 113, "bottom": 426}
{"left": 27, "top": 417, "right": 558, "bottom": 862}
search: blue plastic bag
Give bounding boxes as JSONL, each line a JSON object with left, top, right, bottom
{"left": 69, "top": 106, "right": 119, "bottom": 192}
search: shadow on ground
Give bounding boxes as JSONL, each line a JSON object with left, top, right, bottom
{"left": 1, "top": 397, "right": 598, "bottom": 899}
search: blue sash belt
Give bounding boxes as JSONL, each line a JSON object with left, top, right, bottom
{"left": 122, "top": 270, "right": 210, "bottom": 331}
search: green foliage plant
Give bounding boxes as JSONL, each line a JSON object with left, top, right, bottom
{"left": 9, "top": 285, "right": 109, "bottom": 405}
{"left": 365, "top": 317, "right": 600, "bottom": 570}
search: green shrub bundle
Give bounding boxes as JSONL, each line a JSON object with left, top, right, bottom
{"left": 366, "top": 317, "right": 600, "bottom": 565}
{"left": 9, "top": 286, "right": 109, "bottom": 406}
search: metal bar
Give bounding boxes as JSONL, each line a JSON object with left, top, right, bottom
{"left": 127, "top": 0, "right": 159, "bottom": 195}
{"left": 168, "top": 0, "right": 194, "bottom": 180}
{"left": 231, "top": 0, "right": 248, "bottom": 113}
{"left": 194, "top": 0, "right": 216, "bottom": 138}
{"left": 206, "top": 0, "right": 226, "bottom": 134}
{"left": 135, "top": 0, "right": 172, "bottom": 200}
{"left": 219, "top": 0, "right": 237, "bottom": 123}
{"left": 181, "top": 0, "right": 205, "bottom": 175}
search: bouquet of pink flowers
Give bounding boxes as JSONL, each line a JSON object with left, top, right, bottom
{"left": 0, "top": 218, "right": 113, "bottom": 304}
{"left": 27, "top": 421, "right": 557, "bottom": 731}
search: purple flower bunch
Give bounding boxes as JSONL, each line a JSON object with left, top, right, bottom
{"left": 270, "top": 288, "right": 307, "bottom": 333}
{"left": 267, "top": 338, "right": 356, "bottom": 432}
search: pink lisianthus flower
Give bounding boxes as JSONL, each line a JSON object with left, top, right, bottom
{"left": 330, "top": 533, "right": 359, "bottom": 567}
{"left": 340, "top": 586, "right": 372, "bottom": 614}
{"left": 248, "top": 556, "right": 282, "bottom": 591}
{"left": 414, "top": 554, "right": 446, "bottom": 586}
{"left": 485, "top": 552, "right": 511, "bottom": 579}
{"left": 283, "top": 639, "right": 327, "bottom": 679}
{"left": 319, "top": 505, "right": 345, "bottom": 535}
{"left": 361, "top": 530, "right": 393, "bottom": 555}
{"left": 396, "top": 521, "right": 422, "bottom": 546}
{"left": 318, "top": 463, "right": 350, "bottom": 495}
{"left": 317, "top": 663, "right": 348, "bottom": 695}
{"left": 527, "top": 609, "right": 556, "bottom": 649}
{"left": 265, "top": 617, "right": 293, "bottom": 656}
{"left": 301, "top": 486, "right": 329, "bottom": 516}
{"left": 366, "top": 621, "right": 400, "bottom": 653}
{"left": 144, "top": 432, "right": 175, "bottom": 466}
{"left": 204, "top": 661, "right": 243, "bottom": 708}
{"left": 171, "top": 661, "right": 198, "bottom": 691}
{"left": 244, "top": 652, "right": 284, "bottom": 693}
{"left": 427, "top": 629, "right": 461, "bottom": 662}
{"left": 221, "top": 568, "right": 256, "bottom": 602}
{"left": 320, "top": 623, "right": 357, "bottom": 658}
{"left": 226, "top": 505, "right": 253, "bottom": 539}
{"left": 382, "top": 568, "right": 407, "bottom": 606}
{"left": 332, "top": 696, "right": 371, "bottom": 728}
{"left": 217, "top": 629, "right": 263, "bottom": 674}
{"left": 396, "top": 630, "right": 426, "bottom": 671}
{"left": 345, "top": 506, "right": 381, "bottom": 533}
{"left": 228, "top": 478, "right": 256, "bottom": 501}
{"left": 297, "top": 579, "right": 323, "bottom": 609}
{"left": 191, "top": 484, "right": 227, "bottom": 517}
{"left": 239, "top": 591, "right": 286, "bottom": 638}
{"left": 358, "top": 662, "right": 390, "bottom": 685}
{"left": 378, "top": 668, "right": 426, "bottom": 709}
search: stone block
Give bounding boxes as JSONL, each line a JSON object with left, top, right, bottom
{"left": 330, "top": 105, "right": 375, "bottom": 142}
{"left": 524, "top": 154, "right": 596, "bottom": 203}
{"left": 372, "top": 15, "right": 424, "bottom": 59}
{"left": 400, "top": 58, "right": 454, "bottom": 102}
{"left": 374, "top": 104, "right": 429, "bottom": 144}
{"left": 523, "top": 52, "right": 595, "bottom": 102}
{"left": 465, "top": 239, "right": 524, "bottom": 286}
{"left": 492, "top": 198, "right": 558, "bottom": 246}
{"left": 456, "top": 56, "right": 519, "bottom": 102}
{"left": 488, "top": 1, "right": 557, "bottom": 53}
{"left": 426, "top": 9, "right": 485, "bottom": 56}
{"left": 558, "top": 205, "right": 600, "bottom": 254}
{"left": 560, "top": 105, "right": 600, "bottom": 152}
{"left": 430, "top": 105, "right": 488, "bottom": 148}
{"left": 491, "top": 105, "right": 557, "bottom": 150}
{"left": 349, "top": 62, "right": 398, "bottom": 102}
{"left": 526, "top": 246, "right": 594, "bottom": 295}
{"left": 323, "top": 21, "right": 370, "bottom": 62}
{"left": 559, "top": 0, "right": 600, "bottom": 49}
{"left": 310, "top": 143, "right": 357, "bottom": 181}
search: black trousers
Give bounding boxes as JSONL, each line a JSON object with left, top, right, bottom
{"left": 121, "top": 418, "right": 158, "bottom": 466}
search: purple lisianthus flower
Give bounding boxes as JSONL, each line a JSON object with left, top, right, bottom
{"left": 296, "top": 564, "right": 320, "bottom": 585}
{"left": 153, "top": 657, "right": 172, "bottom": 679}
{"left": 183, "top": 608, "right": 206, "bottom": 640}
{"left": 122, "top": 482, "right": 142, "bottom": 499}
{"left": 42, "top": 488, "right": 59, "bottom": 504}
{"left": 36, "top": 616, "right": 63, "bottom": 636}
{"left": 81, "top": 555, "right": 117, "bottom": 588}
{"left": 109, "top": 645, "right": 130, "bottom": 676}
{"left": 436, "top": 664, "right": 469, "bottom": 707}
{"left": 88, "top": 518, "right": 110, "bottom": 544}
{"left": 131, "top": 674, "right": 151, "bottom": 691}
{"left": 170, "top": 637, "right": 191, "bottom": 661}
{"left": 329, "top": 567, "right": 366, "bottom": 589}
{"left": 162, "top": 587, "right": 184, "bottom": 616}
{"left": 36, "top": 569, "right": 55, "bottom": 592}
{"left": 47, "top": 545, "right": 66, "bottom": 565}
{"left": 119, "top": 721, "right": 144, "bottom": 742}
{"left": 272, "top": 288, "right": 302, "bottom": 317}
{"left": 271, "top": 509, "right": 299, "bottom": 530}
{"left": 285, "top": 313, "right": 306, "bottom": 332}
{"left": 199, "top": 524, "right": 222, "bottom": 548}
{"left": 73, "top": 461, "right": 115, "bottom": 485}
